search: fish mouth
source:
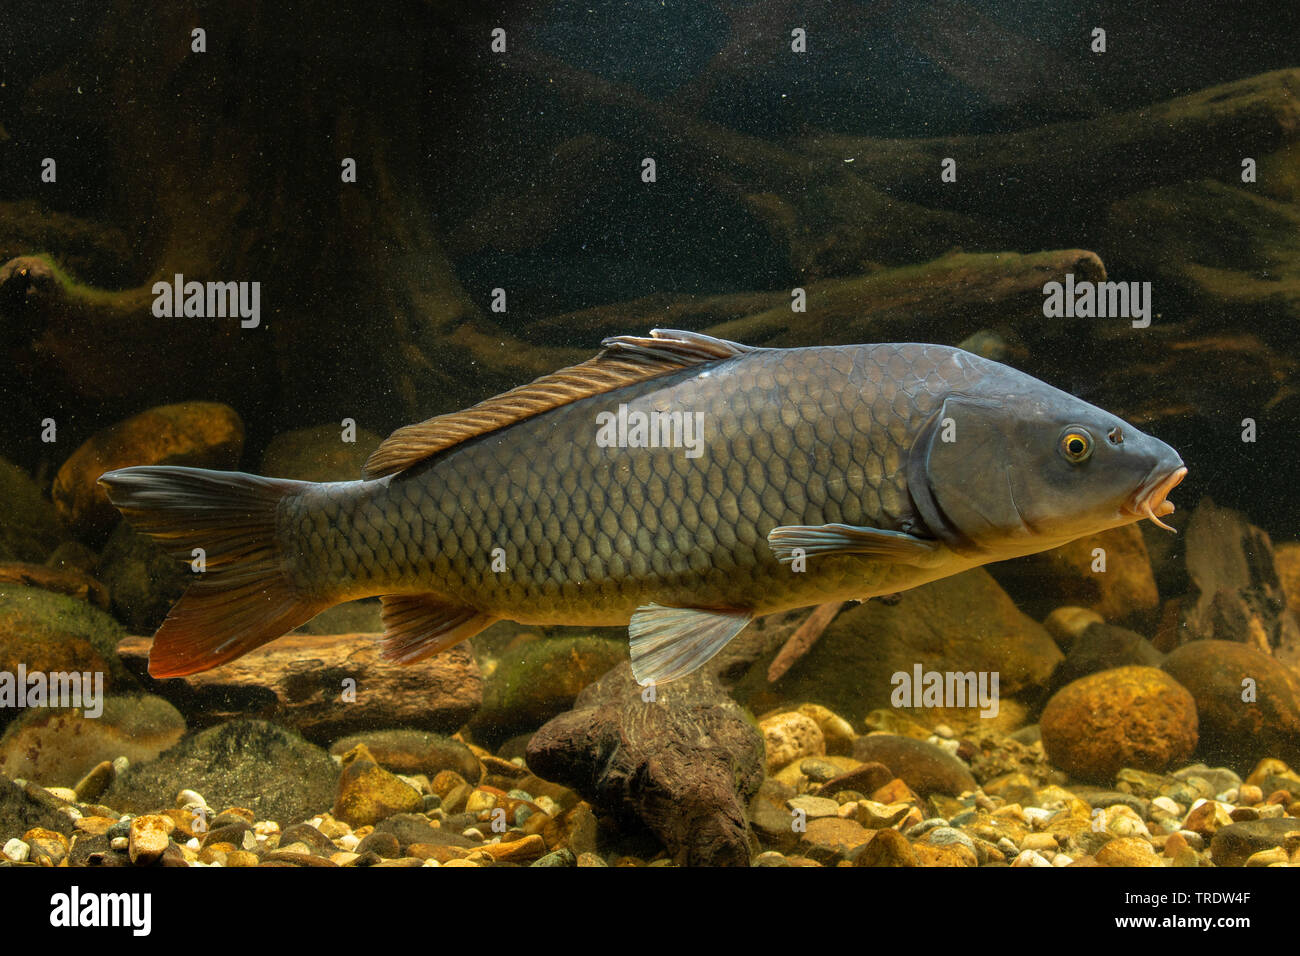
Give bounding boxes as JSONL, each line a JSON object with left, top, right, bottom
{"left": 1124, "top": 465, "right": 1187, "bottom": 532}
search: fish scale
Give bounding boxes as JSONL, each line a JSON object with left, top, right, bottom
{"left": 280, "top": 343, "right": 970, "bottom": 622}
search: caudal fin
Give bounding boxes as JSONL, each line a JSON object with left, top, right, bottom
{"left": 98, "top": 465, "right": 326, "bottom": 678}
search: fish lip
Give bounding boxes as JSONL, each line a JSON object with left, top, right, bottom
{"left": 1124, "top": 464, "right": 1187, "bottom": 531}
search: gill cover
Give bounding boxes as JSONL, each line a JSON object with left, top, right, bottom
{"left": 907, "top": 395, "right": 1031, "bottom": 554}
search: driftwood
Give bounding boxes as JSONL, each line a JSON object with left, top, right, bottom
{"left": 0, "top": 561, "right": 109, "bottom": 609}
{"left": 767, "top": 601, "right": 846, "bottom": 683}
{"left": 1179, "top": 497, "right": 1300, "bottom": 668}
{"left": 804, "top": 70, "right": 1300, "bottom": 215}
{"left": 526, "top": 661, "right": 766, "bottom": 866}
{"left": 115, "top": 633, "right": 482, "bottom": 743}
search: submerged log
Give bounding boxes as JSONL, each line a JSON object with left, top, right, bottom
{"left": 1178, "top": 497, "right": 1300, "bottom": 669}
{"left": 115, "top": 633, "right": 482, "bottom": 743}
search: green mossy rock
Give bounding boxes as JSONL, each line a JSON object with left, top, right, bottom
{"left": 755, "top": 569, "right": 1063, "bottom": 723}
{"left": 95, "top": 521, "right": 189, "bottom": 633}
{"left": 103, "top": 719, "right": 338, "bottom": 825}
{"left": 472, "top": 635, "right": 628, "bottom": 745}
{"left": 0, "top": 459, "right": 65, "bottom": 562}
{"left": 0, "top": 694, "right": 186, "bottom": 787}
{"left": 0, "top": 584, "right": 136, "bottom": 727}
{"left": 259, "top": 423, "right": 383, "bottom": 482}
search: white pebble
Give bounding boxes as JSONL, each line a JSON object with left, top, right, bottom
{"left": 1216, "top": 788, "right": 1239, "bottom": 804}
{"left": 242, "top": 831, "right": 258, "bottom": 851}
{"left": 928, "top": 737, "right": 961, "bottom": 757}
{"left": 462, "top": 827, "right": 485, "bottom": 841}
{"left": 338, "top": 833, "right": 360, "bottom": 851}
{"left": 1023, "top": 807, "right": 1053, "bottom": 829}
{"left": 1151, "top": 796, "right": 1182, "bottom": 816}
{"left": 186, "top": 837, "right": 200, "bottom": 850}
{"left": 1052, "top": 853, "right": 1074, "bottom": 867}
{"left": 3, "top": 839, "right": 29, "bottom": 862}
{"left": 1012, "top": 850, "right": 1052, "bottom": 867}
{"left": 997, "top": 837, "right": 1019, "bottom": 856}
{"left": 535, "top": 796, "right": 559, "bottom": 816}
{"left": 932, "top": 723, "right": 955, "bottom": 739}
{"left": 110, "top": 837, "right": 128, "bottom": 851}
{"left": 112, "top": 756, "right": 129, "bottom": 774}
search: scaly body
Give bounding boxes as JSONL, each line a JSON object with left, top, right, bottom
{"left": 282, "top": 344, "right": 979, "bottom": 621}
{"left": 100, "top": 329, "right": 1185, "bottom": 683}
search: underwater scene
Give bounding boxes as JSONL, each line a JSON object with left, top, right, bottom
{"left": 1, "top": 0, "right": 1299, "bottom": 900}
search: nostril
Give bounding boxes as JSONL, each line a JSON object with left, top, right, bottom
{"left": 1107, "top": 426, "right": 1123, "bottom": 445}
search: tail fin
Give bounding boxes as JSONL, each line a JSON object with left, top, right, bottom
{"left": 98, "top": 465, "right": 326, "bottom": 678}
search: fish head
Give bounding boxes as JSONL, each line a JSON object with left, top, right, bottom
{"left": 907, "top": 362, "right": 1186, "bottom": 556}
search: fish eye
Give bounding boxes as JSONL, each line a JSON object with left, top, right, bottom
{"left": 1108, "top": 426, "right": 1124, "bottom": 445}
{"left": 1059, "top": 427, "right": 1093, "bottom": 463}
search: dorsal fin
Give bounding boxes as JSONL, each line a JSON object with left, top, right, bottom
{"left": 363, "top": 329, "right": 756, "bottom": 479}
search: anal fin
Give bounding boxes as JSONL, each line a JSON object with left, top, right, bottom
{"left": 380, "top": 594, "right": 496, "bottom": 664}
{"left": 628, "top": 603, "right": 752, "bottom": 685}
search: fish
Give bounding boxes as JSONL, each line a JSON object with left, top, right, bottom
{"left": 98, "top": 328, "right": 1186, "bottom": 685}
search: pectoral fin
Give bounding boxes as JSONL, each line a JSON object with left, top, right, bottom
{"left": 767, "top": 523, "right": 939, "bottom": 565}
{"left": 628, "top": 603, "right": 753, "bottom": 685}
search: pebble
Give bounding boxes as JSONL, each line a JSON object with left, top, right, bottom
{"left": 799, "top": 758, "right": 843, "bottom": 783}
{"left": 1012, "top": 849, "right": 1052, "bottom": 867}
{"left": 3, "top": 838, "right": 29, "bottom": 862}
{"left": 1182, "top": 800, "right": 1233, "bottom": 837}
{"left": 760, "top": 711, "right": 826, "bottom": 772}
{"left": 795, "top": 704, "right": 856, "bottom": 753}
{"left": 1239, "top": 784, "right": 1264, "bottom": 805}
{"left": 905, "top": 818, "right": 950, "bottom": 839}
{"left": 787, "top": 795, "right": 841, "bottom": 819}
{"left": 1021, "top": 833, "right": 1058, "bottom": 852}
{"left": 1095, "top": 836, "right": 1161, "bottom": 867}
{"left": 128, "top": 815, "right": 173, "bottom": 865}
{"left": 1210, "top": 818, "right": 1300, "bottom": 867}
{"left": 1023, "top": 807, "right": 1053, "bottom": 829}
{"left": 853, "top": 828, "right": 917, "bottom": 867}
{"left": 1245, "top": 847, "right": 1289, "bottom": 866}
{"left": 176, "top": 789, "right": 209, "bottom": 810}
{"left": 1102, "top": 805, "right": 1151, "bottom": 839}
{"left": 1150, "top": 796, "right": 1182, "bottom": 817}
{"left": 531, "top": 849, "right": 576, "bottom": 867}
{"left": 23, "top": 828, "right": 69, "bottom": 865}
{"left": 333, "top": 745, "right": 426, "bottom": 827}
{"left": 854, "top": 800, "right": 911, "bottom": 829}
{"left": 481, "top": 835, "right": 546, "bottom": 863}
